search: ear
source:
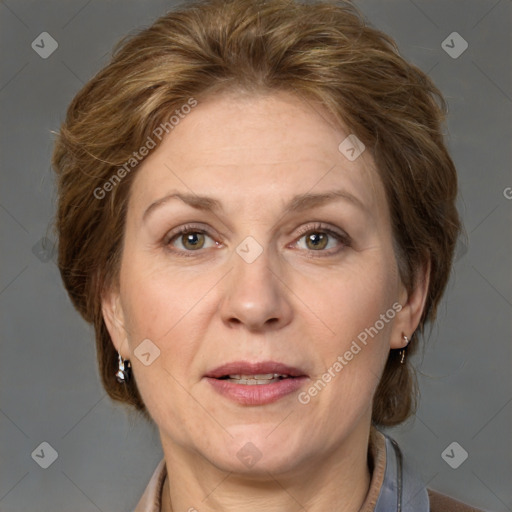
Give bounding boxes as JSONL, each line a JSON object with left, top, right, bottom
{"left": 390, "top": 257, "right": 431, "bottom": 349}
{"left": 101, "top": 287, "right": 131, "bottom": 360}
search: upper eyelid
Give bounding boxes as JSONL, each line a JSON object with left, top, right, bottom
{"left": 294, "top": 222, "right": 347, "bottom": 237}
{"left": 166, "top": 222, "right": 345, "bottom": 237}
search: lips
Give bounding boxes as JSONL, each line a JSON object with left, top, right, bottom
{"left": 204, "top": 361, "right": 309, "bottom": 405}
{"left": 204, "top": 361, "right": 308, "bottom": 379}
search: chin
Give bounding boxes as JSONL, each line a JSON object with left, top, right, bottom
{"left": 212, "top": 446, "right": 308, "bottom": 478}
{"left": 202, "top": 425, "right": 314, "bottom": 477}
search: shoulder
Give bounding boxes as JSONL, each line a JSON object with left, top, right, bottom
{"left": 428, "top": 488, "right": 487, "bottom": 512}
{"left": 134, "top": 458, "right": 167, "bottom": 512}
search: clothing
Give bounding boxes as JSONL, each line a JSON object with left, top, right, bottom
{"left": 134, "top": 426, "right": 484, "bottom": 512}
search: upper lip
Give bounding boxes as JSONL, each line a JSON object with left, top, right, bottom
{"left": 204, "top": 361, "right": 308, "bottom": 378}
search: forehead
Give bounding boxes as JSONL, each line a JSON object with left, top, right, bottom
{"left": 128, "top": 91, "right": 387, "bottom": 219}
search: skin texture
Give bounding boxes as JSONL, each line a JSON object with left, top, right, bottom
{"left": 102, "top": 90, "right": 429, "bottom": 512}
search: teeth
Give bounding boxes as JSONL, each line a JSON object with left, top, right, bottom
{"left": 254, "top": 374, "right": 275, "bottom": 380}
{"left": 228, "top": 373, "right": 288, "bottom": 379}
{"left": 225, "top": 373, "right": 289, "bottom": 385}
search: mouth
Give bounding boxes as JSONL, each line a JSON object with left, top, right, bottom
{"left": 205, "top": 361, "right": 308, "bottom": 381}
{"left": 204, "top": 361, "right": 309, "bottom": 405}
{"left": 217, "top": 373, "right": 294, "bottom": 385}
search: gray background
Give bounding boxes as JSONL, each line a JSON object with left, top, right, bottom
{"left": 0, "top": 0, "right": 511, "bottom": 511}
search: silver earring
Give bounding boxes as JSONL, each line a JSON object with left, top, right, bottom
{"left": 115, "top": 353, "right": 131, "bottom": 383}
{"left": 400, "top": 335, "right": 409, "bottom": 364}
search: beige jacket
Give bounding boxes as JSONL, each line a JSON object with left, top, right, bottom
{"left": 134, "top": 427, "right": 485, "bottom": 512}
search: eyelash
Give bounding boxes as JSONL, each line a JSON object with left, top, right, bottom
{"left": 163, "top": 222, "right": 351, "bottom": 258}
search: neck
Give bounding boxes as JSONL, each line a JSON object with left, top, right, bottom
{"left": 160, "top": 423, "right": 373, "bottom": 512}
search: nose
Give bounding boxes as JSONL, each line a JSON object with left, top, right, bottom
{"left": 219, "top": 245, "right": 293, "bottom": 332}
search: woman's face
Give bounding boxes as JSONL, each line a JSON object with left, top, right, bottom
{"left": 104, "top": 91, "right": 424, "bottom": 474}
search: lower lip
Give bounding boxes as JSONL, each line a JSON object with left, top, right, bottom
{"left": 205, "top": 377, "right": 308, "bottom": 405}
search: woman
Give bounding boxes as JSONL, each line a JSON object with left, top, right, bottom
{"left": 52, "top": 0, "right": 485, "bottom": 510}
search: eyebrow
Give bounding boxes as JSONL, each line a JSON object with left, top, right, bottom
{"left": 142, "top": 189, "right": 366, "bottom": 222}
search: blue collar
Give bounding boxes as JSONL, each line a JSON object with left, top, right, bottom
{"left": 374, "top": 432, "right": 430, "bottom": 512}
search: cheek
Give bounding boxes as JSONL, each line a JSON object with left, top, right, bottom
{"left": 120, "top": 248, "right": 186, "bottom": 335}
{"left": 117, "top": 263, "right": 210, "bottom": 425}
{"left": 300, "top": 253, "right": 398, "bottom": 399}
{"left": 311, "top": 257, "right": 397, "bottom": 341}
{"left": 299, "top": 293, "right": 394, "bottom": 429}
{"left": 121, "top": 251, "right": 232, "bottom": 392}
{"left": 118, "top": 255, "right": 216, "bottom": 371}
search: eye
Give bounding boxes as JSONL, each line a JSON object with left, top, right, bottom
{"left": 164, "top": 224, "right": 219, "bottom": 254}
{"left": 163, "top": 222, "right": 350, "bottom": 257}
{"left": 293, "top": 223, "right": 350, "bottom": 255}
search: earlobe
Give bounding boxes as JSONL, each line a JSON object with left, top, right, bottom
{"left": 391, "top": 258, "right": 431, "bottom": 349}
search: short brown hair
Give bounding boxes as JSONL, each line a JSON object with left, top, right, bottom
{"left": 52, "top": 0, "right": 461, "bottom": 426}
